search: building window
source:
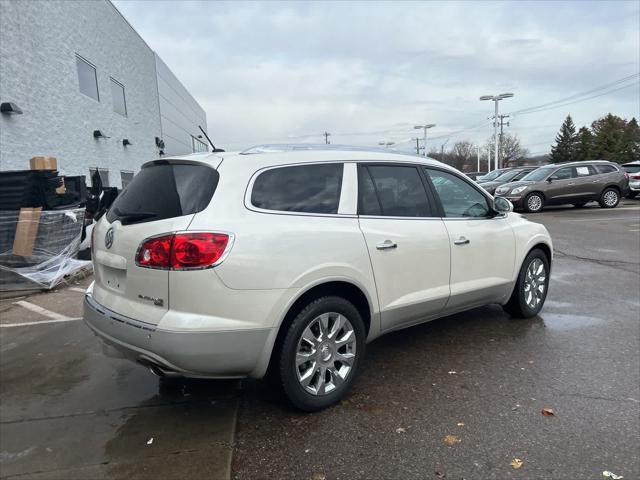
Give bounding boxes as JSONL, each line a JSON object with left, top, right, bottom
{"left": 120, "top": 171, "right": 134, "bottom": 188}
{"left": 76, "top": 55, "right": 99, "bottom": 101}
{"left": 191, "top": 135, "right": 208, "bottom": 153}
{"left": 110, "top": 78, "right": 127, "bottom": 116}
{"left": 89, "top": 168, "right": 110, "bottom": 188}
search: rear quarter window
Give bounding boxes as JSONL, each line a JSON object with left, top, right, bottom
{"left": 250, "top": 163, "right": 343, "bottom": 214}
{"left": 106, "top": 162, "right": 219, "bottom": 225}
{"left": 597, "top": 165, "right": 618, "bottom": 174}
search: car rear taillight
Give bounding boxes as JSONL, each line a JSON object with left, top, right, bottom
{"left": 624, "top": 172, "right": 629, "bottom": 179}
{"left": 136, "top": 232, "right": 231, "bottom": 270}
{"left": 632, "top": 174, "right": 640, "bottom": 180}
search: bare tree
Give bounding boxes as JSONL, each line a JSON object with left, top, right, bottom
{"left": 449, "top": 140, "right": 476, "bottom": 171}
{"left": 485, "top": 133, "right": 529, "bottom": 167}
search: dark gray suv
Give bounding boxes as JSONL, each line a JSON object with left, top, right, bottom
{"left": 494, "top": 161, "right": 629, "bottom": 213}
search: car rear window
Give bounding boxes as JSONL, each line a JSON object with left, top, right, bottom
{"left": 251, "top": 163, "right": 343, "bottom": 214}
{"left": 623, "top": 164, "right": 640, "bottom": 174}
{"left": 106, "top": 162, "right": 219, "bottom": 225}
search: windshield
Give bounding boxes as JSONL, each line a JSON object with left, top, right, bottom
{"left": 521, "top": 166, "right": 555, "bottom": 182}
{"left": 481, "top": 169, "right": 507, "bottom": 181}
{"left": 495, "top": 169, "right": 523, "bottom": 182}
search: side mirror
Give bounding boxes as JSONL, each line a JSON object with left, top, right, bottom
{"left": 493, "top": 196, "right": 513, "bottom": 213}
{"left": 547, "top": 175, "right": 559, "bottom": 182}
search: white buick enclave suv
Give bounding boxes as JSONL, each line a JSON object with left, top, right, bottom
{"left": 84, "top": 145, "right": 552, "bottom": 411}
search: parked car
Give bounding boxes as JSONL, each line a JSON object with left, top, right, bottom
{"left": 494, "top": 160, "right": 629, "bottom": 213}
{"left": 478, "top": 167, "right": 539, "bottom": 195}
{"left": 464, "top": 171, "right": 485, "bottom": 181}
{"left": 84, "top": 146, "right": 553, "bottom": 411}
{"left": 621, "top": 161, "right": 640, "bottom": 198}
{"left": 476, "top": 167, "right": 510, "bottom": 182}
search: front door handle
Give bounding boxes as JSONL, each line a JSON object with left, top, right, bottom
{"left": 376, "top": 240, "right": 397, "bottom": 250}
{"left": 454, "top": 236, "right": 470, "bottom": 245}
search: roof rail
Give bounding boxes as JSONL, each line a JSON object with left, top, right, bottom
{"left": 240, "top": 143, "right": 420, "bottom": 156}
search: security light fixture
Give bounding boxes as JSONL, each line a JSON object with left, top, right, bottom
{"left": 122, "top": 139, "right": 131, "bottom": 146}
{"left": 0, "top": 102, "right": 23, "bottom": 114}
{"left": 93, "top": 130, "right": 107, "bottom": 139}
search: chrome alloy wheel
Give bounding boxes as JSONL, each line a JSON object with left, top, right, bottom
{"left": 603, "top": 189, "right": 618, "bottom": 207}
{"left": 295, "top": 312, "right": 356, "bottom": 396}
{"left": 524, "top": 258, "right": 546, "bottom": 309}
{"left": 527, "top": 194, "right": 543, "bottom": 212}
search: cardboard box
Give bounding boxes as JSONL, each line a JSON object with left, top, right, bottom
{"left": 29, "top": 156, "right": 57, "bottom": 170}
{"left": 12, "top": 208, "right": 42, "bottom": 256}
{"left": 56, "top": 177, "right": 66, "bottom": 194}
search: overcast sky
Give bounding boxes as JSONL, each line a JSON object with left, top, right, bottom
{"left": 114, "top": 0, "right": 639, "bottom": 155}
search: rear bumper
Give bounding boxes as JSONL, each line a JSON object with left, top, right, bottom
{"left": 83, "top": 295, "right": 273, "bottom": 378}
{"left": 629, "top": 181, "right": 640, "bottom": 193}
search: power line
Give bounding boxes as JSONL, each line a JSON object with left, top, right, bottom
{"left": 509, "top": 73, "right": 639, "bottom": 116}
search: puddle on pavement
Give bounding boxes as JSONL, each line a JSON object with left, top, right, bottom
{"left": 540, "top": 312, "right": 604, "bottom": 330}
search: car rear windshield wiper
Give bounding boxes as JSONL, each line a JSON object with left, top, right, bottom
{"left": 112, "top": 207, "right": 158, "bottom": 222}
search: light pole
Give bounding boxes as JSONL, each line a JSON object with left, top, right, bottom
{"left": 414, "top": 124, "right": 436, "bottom": 157}
{"left": 479, "top": 93, "right": 513, "bottom": 170}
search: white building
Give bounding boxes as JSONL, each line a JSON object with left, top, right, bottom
{"left": 0, "top": 0, "right": 208, "bottom": 188}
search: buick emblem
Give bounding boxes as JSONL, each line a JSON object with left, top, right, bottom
{"left": 104, "top": 228, "right": 114, "bottom": 249}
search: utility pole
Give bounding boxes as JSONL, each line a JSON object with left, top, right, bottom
{"left": 480, "top": 93, "right": 514, "bottom": 171}
{"left": 440, "top": 138, "right": 449, "bottom": 162}
{"left": 497, "top": 114, "right": 510, "bottom": 168}
{"left": 414, "top": 124, "right": 436, "bottom": 157}
{"left": 412, "top": 138, "right": 421, "bottom": 155}
{"left": 477, "top": 145, "right": 480, "bottom": 172}
{"left": 323, "top": 131, "right": 331, "bottom": 144}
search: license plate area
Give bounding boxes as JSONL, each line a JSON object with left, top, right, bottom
{"left": 100, "top": 265, "right": 126, "bottom": 293}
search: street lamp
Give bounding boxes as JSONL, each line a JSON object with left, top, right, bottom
{"left": 414, "top": 124, "right": 436, "bottom": 157}
{"left": 479, "top": 93, "right": 514, "bottom": 170}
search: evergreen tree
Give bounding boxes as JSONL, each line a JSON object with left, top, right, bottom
{"left": 574, "top": 126, "right": 594, "bottom": 161}
{"left": 591, "top": 113, "right": 627, "bottom": 162}
{"left": 618, "top": 117, "right": 640, "bottom": 163}
{"left": 549, "top": 114, "right": 576, "bottom": 163}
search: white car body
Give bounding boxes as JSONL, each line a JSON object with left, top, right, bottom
{"left": 84, "top": 147, "right": 552, "bottom": 382}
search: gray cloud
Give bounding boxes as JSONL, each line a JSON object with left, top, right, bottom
{"left": 114, "top": 0, "right": 639, "bottom": 153}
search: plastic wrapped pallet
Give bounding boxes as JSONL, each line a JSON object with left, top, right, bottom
{"left": 0, "top": 208, "right": 92, "bottom": 291}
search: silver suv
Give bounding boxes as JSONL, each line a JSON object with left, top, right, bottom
{"left": 85, "top": 146, "right": 553, "bottom": 411}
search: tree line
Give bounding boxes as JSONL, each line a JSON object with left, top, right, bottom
{"left": 549, "top": 113, "right": 640, "bottom": 164}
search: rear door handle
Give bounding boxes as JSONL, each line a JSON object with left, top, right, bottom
{"left": 454, "top": 236, "right": 470, "bottom": 245}
{"left": 376, "top": 240, "right": 397, "bottom": 250}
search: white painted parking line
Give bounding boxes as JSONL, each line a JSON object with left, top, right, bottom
{"left": 12, "top": 300, "right": 72, "bottom": 321}
{"left": 566, "top": 216, "right": 639, "bottom": 222}
{"left": 69, "top": 287, "right": 87, "bottom": 293}
{"left": 1, "top": 317, "right": 82, "bottom": 328}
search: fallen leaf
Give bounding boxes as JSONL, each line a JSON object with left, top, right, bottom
{"left": 603, "top": 471, "right": 624, "bottom": 479}
{"left": 510, "top": 458, "right": 523, "bottom": 469}
{"left": 542, "top": 407, "right": 555, "bottom": 416}
{"left": 457, "top": 422, "right": 465, "bottom": 427}
{"left": 311, "top": 473, "right": 327, "bottom": 480}
{"left": 395, "top": 427, "right": 406, "bottom": 434}
{"left": 443, "top": 435, "right": 461, "bottom": 445}
{"left": 146, "top": 438, "right": 154, "bottom": 445}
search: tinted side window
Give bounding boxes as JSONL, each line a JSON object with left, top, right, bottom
{"left": 597, "top": 165, "right": 617, "bottom": 174}
{"left": 357, "top": 167, "right": 381, "bottom": 215}
{"left": 251, "top": 163, "right": 343, "bottom": 214}
{"left": 363, "top": 165, "right": 431, "bottom": 217}
{"left": 554, "top": 167, "right": 574, "bottom": 180}
{"left": 425, "top": 168, "right": 490, "bottom": 218}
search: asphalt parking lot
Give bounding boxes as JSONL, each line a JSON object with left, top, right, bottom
{"left": 1, "top": 200, "right": 638, "bottom": 480}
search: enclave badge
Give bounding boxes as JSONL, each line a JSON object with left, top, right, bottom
{"left": 104, "top": 228, "right": 114, "bottom": 249}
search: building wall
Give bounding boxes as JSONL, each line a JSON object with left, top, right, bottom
{"left": 155, "top": 54, "right": 208, "bottom": 156}
{"left": 0, "top": 0, "right": 207, "bottom": 188}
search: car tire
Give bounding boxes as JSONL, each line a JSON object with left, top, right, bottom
{"left": 573, "top": 202, "right": 587, "bottom": 208}
{"left": 524, "top": 192, "right": 544, "bottom": 213}
{"left": 599, "top": 187, "right": 620, "bottom": 208}
{"left": 278, "top": 296, "right": 366, "bottom": 412}
{"left": 503, "top": 248, "right": 550, "bottom": 318}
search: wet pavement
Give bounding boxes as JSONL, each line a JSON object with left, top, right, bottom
{"left": 233, "top": 201, "right": 640, "bottom": 480}
{"left": 0, "top": 200, "right": 638, "bottom": 480}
